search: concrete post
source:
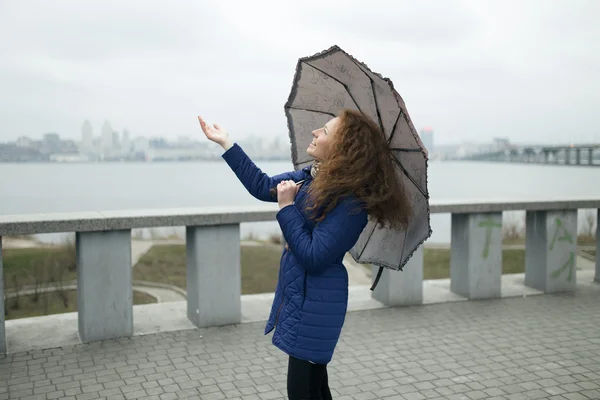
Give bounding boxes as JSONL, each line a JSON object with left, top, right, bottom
{"left": 595, "top": 209, "right": 600, "bottom": 283}
{"left": 371, "top": 246, "right": 423, "bottom": 306}
{"left": 76, "top": 230, "right": 133, "bottom": 342}
{"left": 450, "top": 213, "right": 503, "bottom": 299}
{"left": 0, "top": 237, "right": 5, "bottom": 354}
{"left": 576, "top": 149, "right": 581, "bottom": 165}
{"left": 565, "top": 149, "right": 571, "bottom": 165}
{"left": 186, "top": 224, "right": 241, "bottom": 328}
{"left": 525, "top": 210, "right": 577, "bottom": 292}
{"left": 590, "top": 149, "right": 594, "bottom": 166}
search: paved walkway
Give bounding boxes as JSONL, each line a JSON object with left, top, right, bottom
{"left": 1, "top": 284, "right": 599, "bottom": 400}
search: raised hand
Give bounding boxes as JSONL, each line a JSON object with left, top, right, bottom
{"left": 197, "top": 116, "right": 233, "bottom": 150}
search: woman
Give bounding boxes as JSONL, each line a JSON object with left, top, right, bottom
{"left": 198, "top": 109, "right": 412, "bottom": 399}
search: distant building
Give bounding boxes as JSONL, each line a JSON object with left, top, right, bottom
{"left": 419, "top": 127, "right": 434, "bottom": 152}
{"left": 81, "top": 120, "right": 94, "bottom": 151}
{"left": 149, "top": 138, "right": 168, "bottom": 148}
{"left": 41, "top": 133, "right": 61, "bottom": 154}
{"left": 132, "top": 137, "right": 149, "bottom": 153}
{"left": 102, "top": 121, "right": 113, "bottom": 151}
{"left": 16, "top": 136, "right": 33, "bottom": 148}
{"left": 177, "top": 136, "right": 192, "bottom": 146}
{"left": 121, "top": 130, "right": 131, "bottom": 154}
{"left": 0, "top": 144, "right": 47, "bottom": 162}
{"left": 43, "top": 133, "right": 60, "bottom": 142}
{"left": 50, "top": 153, "right": 90, "bottom": 162}
{"left": 112, "top": 131, "right": 120, "bottom": 150}
{"left": 493, "top": 137, "right": 511, "bottom": 151}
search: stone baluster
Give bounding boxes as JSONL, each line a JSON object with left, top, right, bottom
{"left": 595, "top": 209, "right": 600, "bottom": 283}
{"left": 525, "top": 210, "right": 577, "bottom": 292}
{"left": 76, "top": 230, "right": 133, "bottom": 342}
{"left": 371, "top": 246, "right": 423, "bottom": 306}
{"left": 450, "top": 212, "right": 503, "bottom": 299}
{"left": 186, "top": 224, "right": 241, "bottom": 328}
{"left": 0, "top": 237, "right": 5, "bottom": 354}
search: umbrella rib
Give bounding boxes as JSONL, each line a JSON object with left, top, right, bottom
{"left": 398, "top": 228, "right": 407, "bottom": 270}
{"left": 344, "top": 57, "right": 385, "bottom": 133}
{"left": 286, "top": 106, "right": 336, "bottom": 117}
{"left": 371, "top": 81, "right": 385, "bottom": 134}
{"left": 393, "top": 157, "right": 428, "bottom": 198}
{"left": 390, "top": 147, "right": 422, "bottom": 152}
{"left": 303, "top": 61, "right": 362, "bottom": 113}
{"left": 357, "top": 221, "right": 378, "bottom": 260}
{"left": 387, "top": 110, "right": 403, "bottom": 145}
{"left": 293, "top": 159, "right": 313, "bottom": 167}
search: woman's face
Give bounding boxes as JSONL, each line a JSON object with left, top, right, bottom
{"left": 306, "top": 117, "right": 339, "bottom": 160}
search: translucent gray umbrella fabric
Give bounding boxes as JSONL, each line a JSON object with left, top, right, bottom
{"left": 283, "top": 45, "right": 432, "bottom": 288}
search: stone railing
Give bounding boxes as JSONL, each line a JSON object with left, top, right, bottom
{"left": 1, "top": 200, "right": 599, "bottom": 353}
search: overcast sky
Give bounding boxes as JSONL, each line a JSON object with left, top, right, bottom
{"left": 0, "top": 0, "right": 598, "bottom": 145}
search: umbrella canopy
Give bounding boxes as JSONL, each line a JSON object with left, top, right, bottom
{"left": 283, "top": 45, "right": 432, "bottom": 288}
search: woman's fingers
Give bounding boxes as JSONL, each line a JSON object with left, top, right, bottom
{"left": 198, "top": 116, "right": 219, "bottom": 140}
{"left": 277, "top": 180, "right": 297, "bottom": 191}
{"left": 198, "top": 116, "right": 209, "bottom": 133}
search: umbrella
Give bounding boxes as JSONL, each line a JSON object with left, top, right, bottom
{"left": 283, "top": 45, "right": 432, "bottom": 290}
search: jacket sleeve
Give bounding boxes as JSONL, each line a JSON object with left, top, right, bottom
{"left": 222, "top": 143, "right": 307, "bottom": 202}
{"left": 276, "top": 197, "right": 368, "bottom": 274}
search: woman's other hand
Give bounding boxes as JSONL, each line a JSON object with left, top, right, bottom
{"left": 277, "top": 180, "right": 298, "bottom": 209}
{"left": 198, "top": 116, "right": 233, "bottom": 151}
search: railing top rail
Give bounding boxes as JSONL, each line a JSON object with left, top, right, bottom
{"left": 1, "top": 198, "right": 599, "bottom": 236}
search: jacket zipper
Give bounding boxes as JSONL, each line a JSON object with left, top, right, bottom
{"left": 274, "top": 301, "right": 284, "bottom": 327}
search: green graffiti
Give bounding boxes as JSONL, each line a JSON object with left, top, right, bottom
{"left": 478, "top": 218, "right": 502, "bottom": 259}
{"left": 551, "top": 251, "right": 575, "bottom": 282}
{"left": 549, "top": 218, "right": 573, "bottom": 251}
{"left": 548, "top": 218, "right": 575, "bottom": 282}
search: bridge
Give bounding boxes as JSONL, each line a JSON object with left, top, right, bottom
{"left": 1, "top": 200, "right": 599, "bottom": 399}
{"left": 461, "top": 142, "right": 600, "bottom": 166}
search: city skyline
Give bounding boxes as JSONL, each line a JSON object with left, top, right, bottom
{"left": 3, "top": 116, "right": 597, "bottom": 164}
{"left": 0, "top": 118, "right": 297, "bottom": 163}
{"left": 4, "top": 117, "right": 598, "bottom": 150}
{"left": 1, "top": 1, "right": 599, "bottom": 146}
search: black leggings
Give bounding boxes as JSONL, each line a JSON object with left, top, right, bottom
{"left": 287, "top": 356, "right": 333, "bottom": 400}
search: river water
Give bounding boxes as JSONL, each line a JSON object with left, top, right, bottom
{"left": 1, "top": 159, "right": 599, "bottom": 244}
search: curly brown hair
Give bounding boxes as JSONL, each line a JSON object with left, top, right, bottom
{"left": 306, "top": 108, "right": 412, "bottom": 229}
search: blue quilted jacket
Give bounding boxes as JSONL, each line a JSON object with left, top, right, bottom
{"left": 222, "top": 144, "right": 368, "bottom": 364}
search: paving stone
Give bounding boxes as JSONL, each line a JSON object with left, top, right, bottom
{"left": 1, "top": 285, "right": 599, "bottom": 399}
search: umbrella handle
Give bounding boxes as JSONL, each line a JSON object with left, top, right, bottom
{"left": 370, "top": 267, "right": 384, "bottom": 291}
{"left": 269, "top": 179, "right": 306, "bottom": 198}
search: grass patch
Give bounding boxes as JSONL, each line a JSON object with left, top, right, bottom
{"left": 240, "top": 246, "right": 282, "bottom": 294}
{"left": 3, "top": 246, "right": 77, "bottom": 290}
{"left": 132, "top": 245, "right": 187, "bottom": 289}
{"left": 577, "top": 235, "right": 597, "bottom": 246}
{"left": 135, "top": 245, "right": 529, "bottom": 288}
{"left": 502, "top": 235, "right": 596, "bottom": 246}
{"left": 423, "top": 248, "right": 525, "bottom": 279}
{"left": 133, "top": 244, "right": 283, "bottom": 295}
{"left": 2, "top": 246, "right": 157, "bottom": 320}
{"left": 3, "top": 244, "right": 284, "bottom": 300}
{"left": 581, "top": 249, "right": 596, "bottom": 258}
{"left": 5, "top": 290, "right": 156, "bottom": 320}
